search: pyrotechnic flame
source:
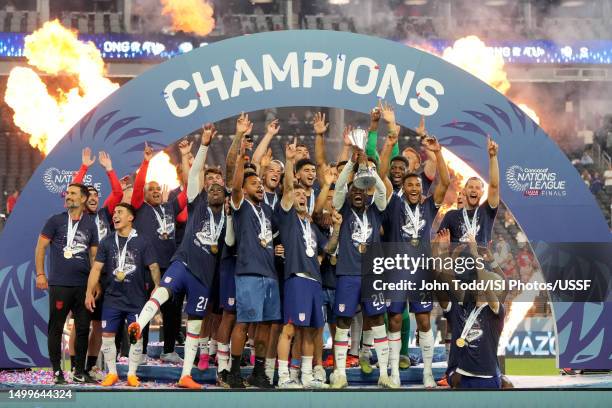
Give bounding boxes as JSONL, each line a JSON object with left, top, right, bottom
{"left": 517, "top": 103, "right": 541, "bottom": 124}
{"left": 4, "top": 20, "right": 119, "bottom": 154}
{"left": 146, "top": 152, "right": 180, "bottom": 190}
{"left": 161, "top": 0, "right": 215, "bottom": 36}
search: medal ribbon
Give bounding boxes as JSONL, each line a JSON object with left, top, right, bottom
{"left": 403, "top": 202, "right": 421, "bottom": 239}
{"left": 459, "top": 304, "right": 487, "bottom": 341}
{"left": 299, "top": 217, "right": 315, "bottom": 254}
{"left": 66, "top": 213, "right": 80, "bottom": 249}
{"left": 246, "top": 199, "right": 268, "bottom": 241}
{"left": 264, "top": 192, "right": 278, "bottom": 209}
{"left": 149, "top": 204, "right": 168, "bottom": 233}
{"left": 462, "top": 208, "right": 479, "bottom": 237}
{"left": 115, "top": 229, "right": 137, "bottom": 272}
{"left": 207, "top": 207, "right": 226, "bottom": 245}
{"left": 351, "top": 209, "right": 370, "bottom": 244}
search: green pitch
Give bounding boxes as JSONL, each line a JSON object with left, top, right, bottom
{"left": 505, "top": 358, "right": 558, "bottom": 376}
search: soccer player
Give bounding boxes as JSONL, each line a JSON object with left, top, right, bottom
{"left": 330, "top": 139, "right": 392, "bottom": 389}
{"left": 379, "top": 125, "right": 450, "bottom": 388}
{"left": 127, "top": 124, "right": 220, "bottom": 389}
{"left": 226, "top": 136, "right": 280, "bottom": 389}
{"left": 439, "top": 137, "right": 500, "bottom": 246}
{"left": 276, "top": 139, "right": 342, "bottom": 388}
{"left": 131, "top": 142, "right": 187, "bottom": 364}
{"left": 295, "top": 158, "right": 318, "bottom": 215}
{"left": 35, "top": 183, "right": 99, "bottom": 384}
{"left": 84, "top": 203, "right": 160, "bottom": 387}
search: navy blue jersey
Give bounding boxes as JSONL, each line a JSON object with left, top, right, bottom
{"left": 172, "top": 191, "right": 225, "bottom": 288}
{"left": 96, "top": 231, "right": 157, "bottom": 313}
{"left": 382, "top": 195, "right": 439, "bottom": 250}
{"left": 93, "top": 207, "right": 113, "bottom": 241}
{"left": 263, "top": 191, "right": 279, "bottom": 211}
{"left": 133, "top": 199, "right": 182, "bottom": 269}
{"left": 439, "top": 202, "right": 498, "bottom": 246}
{"left": 447, "top": 302, "right": 505, "bottom": 377}
{"left": 231, "top": 198, "right": 276, "bottom": 279}
{"left": 276, "top": 206, "right": 327, "bottom": 282}
{"left": 41, "top": 212, "right": 99, "bottom": 286}
{"left": 319, "top": 223, "right": 337, "bottom": 289}
{"left": 421, "top": 173, "right": 432, "bottom": 196}
{"left": 336, "top": 201, "right": 384, "bottom": 277}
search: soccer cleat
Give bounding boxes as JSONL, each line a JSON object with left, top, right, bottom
{"left": 322, "top": 354, "right": 335, "bottom": 368}
{"left": 391, "top": 372, "right": 401, "bottom": 388}
{"left": 127, "top": 374, "right": 141, "bottom": 387}
{"left": 72, "top": 371, "right": 96, "bottom": 384}
{"left": 329, "top": 370, "right": 348, "bottom": 389}
{"left": 101, "top": 373, "right": 119, "bottom": 387}
{"left": 313, "top": 365, "right": 327, "bottom": 383}
{"left": 216, "top": 370, "right": 230, "bottom": 388}
{"left": 436, "top": 374, "right": 449, "bottom": 387}
{"left": 346, "top": 354, "right": 359, "bottom": 368}
{"left": 277, "top": 376, "right": 302, "bottom": 389}
{"left": 399, "top": 355, "right": 411, "bottom": 370}
{"left": 160, "top": 351, "right": 183, "bottom": 364}
{"left": 560, "top": 368, "right": 577, "bottom": 376}
{"left": 226, "top": 371, "right": 246, "bottom": 389}
{"left": 247, "top": 372, "right": 274, "bottom": 389}
{"left": 178, "top": 375, "right": 203, "bottom": 389}
{"left": 359, "top": 351, "right": 373, "bottom": 374}
{"left": 88, "top": 366, "right": 105, "bottom": 381}
{"left": 197, "top": 353, "right": 210, "bottom": 371}
{"left": 127, "top": 322, "right": 141, "bottom": 345}
{"left": 53, "top": 371, "right": 67, "bottom": 385}
{"left": 423, "top": 372, "right": 437, "bottom": 388}
{"left": 378, "top": 374, "right": 398, "bottom": 389}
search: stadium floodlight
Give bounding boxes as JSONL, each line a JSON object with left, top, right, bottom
{"left": 560, "top": 0, "right": 585, "bottom": 6}
{"left": 404, "top": 0, "right": 428, "bottom": 5}
{"left": 484, "top": 0, "right": 508, "bottom": 5}
{"left": 329, "top": 0, "right": 351, "bottom": 4}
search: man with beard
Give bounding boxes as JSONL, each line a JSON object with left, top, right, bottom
{"left": 329, "top": 138, "right": 392, "bottom": 389}
{"left": 70, "top": 148, "right": 123, "bottom": 379}
{"left": 130, "top": 142, "right": 187, "bottom": 364}
{"left": 225, "top": 136, "right": 280, "bottom": 388}
{"left": 379, "top": 125, "right": 450, "bottom": 388}
{"left": 85, "top": 203, "right": 160, "bottom": 387}
{"left": 439, "top": 137, "right": 500, "bottom": 247}
{"left": 275, "top": 139, "right": 342, "bottom": 389}
{"left": 127, "top": 125, "right": 220, "bottom": 388}
{"left": 35, "top": 183, "right": 99, "bottom": 384}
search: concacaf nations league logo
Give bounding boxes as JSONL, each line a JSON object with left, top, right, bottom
{"left": 505, "top": 165, "right": 567, "bottom": 197}
{"left": 43, "top": 167, "right": 101, "bottom": 194}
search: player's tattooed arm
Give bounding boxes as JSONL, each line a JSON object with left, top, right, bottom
{"left": 324, "top": 210, "right": 342, "bottom": 254}
{"left": 226, "top": 112, "right": 253, "bottom": 185}
{"left": 149, "top": 263, "right": 161, "bottom": 288}
{"left": 281, "top": 138, "right": 298, "bottom": 211}
{"left": 487, "top": 136, "right": 500, "bottom": 209}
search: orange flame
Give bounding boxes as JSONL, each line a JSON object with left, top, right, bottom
{"left": 161, "top": 0, "right": 215, "bottom": 36}
{"left": 146, "top": 152, "right": 180, "bottom": 190}
{"left": 517, "top": 103, "right": 541, "bottom": 124}
{"left": 4, "top": 20, "right": 119, "bottom": 154}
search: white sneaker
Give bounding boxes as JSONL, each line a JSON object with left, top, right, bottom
{"left": 289, "top": 368, "right": 301, "bottom": 386}
{"left": 423, "top": 371, "right": 437, "bottom": 388}
{"left": 378, "top": 374, "right": 399, "bottom": 389}
{"left": 160, "top": 351, "right": 183, "bottom": 364}
{"left": 302, "top": 374, "right": 330, "bottom": 389}
{"left": 329, "top": 370, "right": 348, "bottom": 389}
{"left": 313, "top": 365, "right": 327, "bottom": 383}
{"left": 88, "top": 366, "right": 105, "bottom": 381}
{"left": 277, "top": 376, "right": 302, "bottom": 389}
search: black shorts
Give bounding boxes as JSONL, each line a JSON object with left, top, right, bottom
{"left": 91, "top": 294, "right": 104, "bottom": 321}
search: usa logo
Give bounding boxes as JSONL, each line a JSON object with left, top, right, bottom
{"left": 55, "top": 300, "right": 64, "bottom": 310}
{"left": 299, "top": 313, "right": 306, "bottom": 322}
{"left": 228, "top": 298, "right": 235, "bottom": 306}
{"left": 164, "top": 276, "right": 172, "bottom": 283}
{"left": 339, "top": 304, "right": 345, "bottom": 312}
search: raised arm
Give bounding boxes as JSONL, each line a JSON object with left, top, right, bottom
{"left": 378, "top": 124, "right": 399, "bottom": 199}
{"left": 314, "top": 164, "right": 334, "bottom": 215}
{"left": 131, "top": 142, "right": 154, "bottom": 209}
{"left": 336, "top": 125, "right": 353, "bottom": 164}
{"left": 333, "top": 147, "right": 357, "bottom": 210}
{"left": 281, "top": 138, "right": 297, "bottom": 211}
{"left": 313, "top": 112, "right": 329, "bottom": 170}
{"left": 178, "top": 138, "right": 194, "bottom": 187}
{"left": 423, "top": 137, "right": 450, "bottom": 205}
{"left": 231, "top": 138, "right": 249, "bottom": 208}
{"left": 226, "top": 113, "right": 253, "bottom": 186}
{"left": 366, "top": 104, "right": 382, "bottom": 162}
{"left": 487, "top": 136, "right": 500, "bottom": 209}
{"left": 373, "top": 165, "right": 389, "bottom": 211}
{"left": 323, "top": 210, "right": 342, "bottom": 254}
{"left": 252, "top": 119, "right": 280, "bottom": 170}
{"left": 72, "top": 147, "right": 96, "bottom": 183}
{"left": 187, "top": 123, "right": 215, "bottom": 203}
{"left": 98, "top": 151, "right": 123, "bottom": 213}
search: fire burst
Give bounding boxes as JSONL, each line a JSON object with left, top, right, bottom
{"left": 161, "top": 0, "right": 215, "bottom": 36}
{"left": 146, "top": 152, "right": 180, "bottom": 191}
{"left": 4, "top": 20, "right": 119, "bottom": 154}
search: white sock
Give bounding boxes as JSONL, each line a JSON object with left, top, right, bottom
{"left": 419, "top": 330, "right": 435, "bottom": 376}
{"left": 361, "top": 329, "right": 374, "bottom": 355}
{"left": 334, "top": 327, "right": 349, "bottom": 376}
{"left": 350, "top": 313, "right": 363, "bottom": 356}
{"left": 137, "top": 288, "right": 170, "bottom": 328}
{"left": 128, "top": 338, "right": 143, "bottom": 376}
{"left": 278, "top": 360, "right": 289, "bottom": 379}
{"left": 217, "top": 342, "right": 230, "bottom": 372}
{"left": 182, "top": 320, "right": 202, "bottom": 378}
{"left": 388, "top": 331, "right": 401, "bottom": 377}
{"left": 101, "top": 337, "right": 117, "bottom": 375}
{"left": 301, "top": 355, "right": 313, "bottom": 383}
{"left": 199, "top": 336, "right": 209, "bottom": 356}
{"left": 209, "top": 339, "right": 218, "bottom": 356}
{"left": 372, "top": 325, "right": 389, "bottom": 376}
{"left": 265, "top": 358, "right": 276, "bottom": 384}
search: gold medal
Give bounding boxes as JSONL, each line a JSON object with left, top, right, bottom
{"left": 411, "top": 238, "right": 419, "bottom": 247}
{"left": 260, "top": 239, "right": 268, "bottom": 248}
{"left": 330, "top": 255, "right": 337, "bottom": 266}
{"left": 160, "top": 232, "right": 169, "bottom": 240}
{"left": 63, "top": 250, "right": 73, "bottom": 259}
{"left": 211, "top": 244, "right": 218, "bottom": 254}
{"left": 116, "top": 270, "right": 126, "bottom": 282}
{"left": 456, "top": 338, "right": 466, "bottom": 348}
{"left": 358, "top": 243, "right": 367, "bottom": 254}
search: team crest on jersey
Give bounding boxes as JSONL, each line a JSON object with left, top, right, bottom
{"left": 339, "top": 304, "right": 345, "bottom": 312}
{"left": 299, "top": 313, "right": 306, "bottom": 322}
{"left": 228, "top": 297, "right": 235, "bottom": 306}
{"left": 164, "top": 276, "right": 172, "bottom": 283}
{"left": 401, "top": 216, "right": 426, "bottom": 240}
